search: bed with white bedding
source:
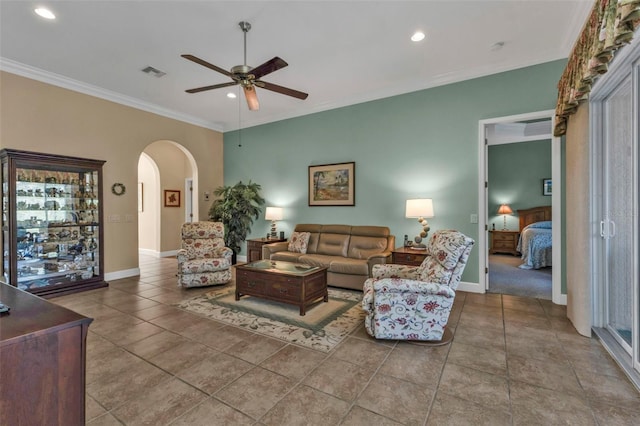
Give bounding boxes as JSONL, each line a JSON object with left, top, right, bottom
{"left": 516, "top": 206, "right": 552, "bottom": 270}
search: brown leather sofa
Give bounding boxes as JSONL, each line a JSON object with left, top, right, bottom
{"left": 261, "top": 224, "right": 395, "bottom": 291}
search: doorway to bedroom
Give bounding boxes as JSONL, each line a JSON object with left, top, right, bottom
{"left": 487, "top": 138, "right": 552, "bottom": 299}
{"left": 478, "top": 110, "right": 564, "bottom": 305}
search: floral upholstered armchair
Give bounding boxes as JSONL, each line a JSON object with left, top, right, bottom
{"left": 362, "top": 230, "right": 474, "bottom": 342}
{"left": 177, "top": 222, "right": 233, "bottom": 288}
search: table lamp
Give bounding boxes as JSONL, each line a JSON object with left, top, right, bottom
{"left": 497, "top": 204, "right": 513, "bottom": 230}
{"left": 405, "top": 198, "right": 434, "bottom": 249}
{"left": 265, "top": 207, "right": 283, "bottom": 238}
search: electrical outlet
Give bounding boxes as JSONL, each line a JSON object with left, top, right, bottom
{"left": 124, "top": 214, "right": 133, "bottom": 222}
{"left": 204, "top": 191, "right": 210, "bottom": 201}
{"left": 470, "top": 214, "right": 478, "bottom": 224}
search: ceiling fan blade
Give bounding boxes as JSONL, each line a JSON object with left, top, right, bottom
{"left": 243, "top": 85, "right": 260, "bottom": 111}
{"left": 257, "top": 81, "right": 308, "bottom": 100}
{"left": 251, "top": 57, "right": 288, "bottom": 79}
{"left": 181, "top": 54, "right": 232, "bottom": 77}
{"left": 186, "top": 81, "right": 238, "bottom": 94}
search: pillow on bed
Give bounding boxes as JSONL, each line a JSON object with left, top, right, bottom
{"left": 524, "top": 221, "right": 552, "bottom": 230}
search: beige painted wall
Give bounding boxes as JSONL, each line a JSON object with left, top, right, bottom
{"left": 0, "top": 71, "right": 224, "bottom": 276}
{"left": 138, "top": 153, "right": 158, "bottom": 252}
{"left": 565, "top": 103, "right": 591, "bottom": 337}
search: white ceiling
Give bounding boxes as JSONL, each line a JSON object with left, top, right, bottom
{"left": 0, "top": 1, "right": 593, "bottom": 132}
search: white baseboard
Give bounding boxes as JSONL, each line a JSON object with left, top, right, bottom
{"left": 138, "top": 249, "right": 179, "bottom": 258}
{"left": 138, "top": 248, "right": 158, "bottom": 257}
{"left": 457, "top": 281, "right": 483, "bottom": 293}
{"left": 105, "top": 268, "right": 140, "bottom": 281}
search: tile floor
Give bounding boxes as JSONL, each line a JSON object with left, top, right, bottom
{"left": 51, "top": 255, "right": 640, "bottom": 425}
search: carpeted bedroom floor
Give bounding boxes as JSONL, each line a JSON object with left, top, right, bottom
{"left": 488, "top": 254, "right": 552, "bottom": 300}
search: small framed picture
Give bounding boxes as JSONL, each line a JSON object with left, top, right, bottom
{"left": 164, "top": 190, "right": 180, "bottom": 207}
{"left": 542, "top": 179, "right": 552, "bottom": 196}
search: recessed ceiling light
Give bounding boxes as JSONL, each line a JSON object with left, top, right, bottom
{"left": 227, "top": 93, "right": 237, "bottom": 99}
{"left": 411, "top": 31, "right": 425, "bottom": 42}
{"left": 34, "top": 7, "right": 56, "bottom": 20}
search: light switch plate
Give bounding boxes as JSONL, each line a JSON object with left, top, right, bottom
{"left": 470, "top": 214, "right": 478, "bottom": 224}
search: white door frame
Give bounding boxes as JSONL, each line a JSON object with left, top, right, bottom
{"left": 478, "top": 110, "right": 566, "bottom": 305}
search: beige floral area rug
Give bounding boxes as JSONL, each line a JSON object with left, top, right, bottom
{"left": 176, "top": 286, "right": 365, "bottom": 352}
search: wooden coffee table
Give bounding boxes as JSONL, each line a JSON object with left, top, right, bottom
{"left": 235, "top": 260, "right": 328, "bottom": 316}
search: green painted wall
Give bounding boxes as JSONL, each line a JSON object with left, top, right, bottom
{"left": 487, "top": 140, "right": 552, "bottom": 232}
{"left": 223, "top": 59, "right": 566, "bottom": 284}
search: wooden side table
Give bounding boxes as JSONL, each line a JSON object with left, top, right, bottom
{"left": 247, "top": 237, "right": 287, "bottom": 262}
{"left": 489, "top": 230, "right": 520, "bottom": 256}
{"left": 391, "top": 246, "right": 428, "bottom": 266}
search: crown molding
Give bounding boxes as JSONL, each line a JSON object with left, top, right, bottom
{"left": 0, "top": 57, "right": 223, "bottom": 132}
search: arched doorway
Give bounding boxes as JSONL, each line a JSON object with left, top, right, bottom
{"left": 137, "top": 140, "right": 199, "bottom": 257}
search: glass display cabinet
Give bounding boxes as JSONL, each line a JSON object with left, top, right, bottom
{"left": 1, "top": 149, "right": 107, "bottom": 297}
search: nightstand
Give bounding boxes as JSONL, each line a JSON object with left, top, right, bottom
{"left": 489, "top": 230, "right": 520, "bottom": 256}
{"left": 246, "top": 237, "right": 286, "bottom": 262}
{"left": 391, "top": 246, "right": 428, "bottom": 266}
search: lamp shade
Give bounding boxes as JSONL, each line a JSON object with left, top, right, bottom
{"left": 405, "top": 199, "right": 434, "bottom": 218}
{"left": 265, "top": 206, "right": 283, "bottom": 221}
{"left": 497, "top": 204, "right": 513, "bottom": 215}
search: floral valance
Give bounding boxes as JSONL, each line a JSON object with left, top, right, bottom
{"left": 555, "top": 0, "right": 640, "bottom": 136}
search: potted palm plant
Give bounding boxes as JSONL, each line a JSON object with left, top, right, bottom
{"left": 208, "top": 180, "right": 265, "bottom": 263}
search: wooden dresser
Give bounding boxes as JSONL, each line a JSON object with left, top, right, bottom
{"left": 489, "top": 230, "right": 520, "bottom": 256}
{"left": 0, "top": 283, "right": 92, "bottom": 425}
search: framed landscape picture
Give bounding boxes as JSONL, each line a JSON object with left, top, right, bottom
{"left": 309, "top": 162, "right": 355, "bottom": 206}
{"left": 164, "top": 189, "right": 181, "bottom": 207}
{"left": 543, "top": 178, "right": 552, "bottom": 196}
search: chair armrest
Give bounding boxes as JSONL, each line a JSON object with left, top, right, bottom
{"left": 213, "top": 246, "right": 233, "bottom": 260}
{"left": 262, "top": 241, "right": 289, "bottom": 259}
{"left": 176, "top": 249, "right": 190, "bottom": 264}
{"left": 372, "top": 278, "right": 455, "bottom": 298}
{"left": 371, "top": 263, "right": 420, "bottom": 279}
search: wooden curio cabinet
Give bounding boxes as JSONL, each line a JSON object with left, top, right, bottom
{"left": 1, "top": 149, "right": 107, "bottom": 297}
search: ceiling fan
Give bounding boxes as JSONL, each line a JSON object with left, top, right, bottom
{"left": 182, "top": 21, "right": 308, "bottom": 111}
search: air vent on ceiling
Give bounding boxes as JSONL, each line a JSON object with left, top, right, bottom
{"left": 141, "top": 66, "right": 166, "bottom": 78}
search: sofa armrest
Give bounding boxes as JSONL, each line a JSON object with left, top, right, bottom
{"left": 366, "top": 252, "right": 392, "bottom": 273}
{"left": 262, "top": 241, "right": 289, "bottom": 259}
{"left": 371, "top": 278, "right": 455, "bottom": 298}
{"left": 371, "top": 263, "right": 420, "bottom": 279}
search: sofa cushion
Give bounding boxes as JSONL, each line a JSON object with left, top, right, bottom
{"left": 294, "top": 224, "right": 322, "bottom": 253}
{"left": 288, "top": 231, "right": 311, "bottom": 254}
{"left": 316, "top": 233, "right": 349, "bottom": 257}
{"left": 297, "top": 254, "right": 337, "bottom": 269}
{"left": 427, "top": 230, "right": 470, "bottom": 270}
{"left": 347, "top": 235, "right": 388, "bottom": 259}
{"left": 328, "top": 257, "right": 369, "bottom": 276}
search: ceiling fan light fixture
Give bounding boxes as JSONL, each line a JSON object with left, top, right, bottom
{"left": 411, "top": 31, "right": 425, "bottom": 42}
{"left": 243, "top": 86, "right": 259, "bottom": 111}
{"left": 227, "top": 92, "right": 237, "bottom": 99}
{"left": 34, "top": 7, "right": 56, "bottom": 20}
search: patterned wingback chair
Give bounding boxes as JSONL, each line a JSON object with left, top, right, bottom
{"left": 362, "top": 230, "right": 474, "bottom": 342}
{"left": 177, "top": 222, "right": 233, "bottom": 288}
